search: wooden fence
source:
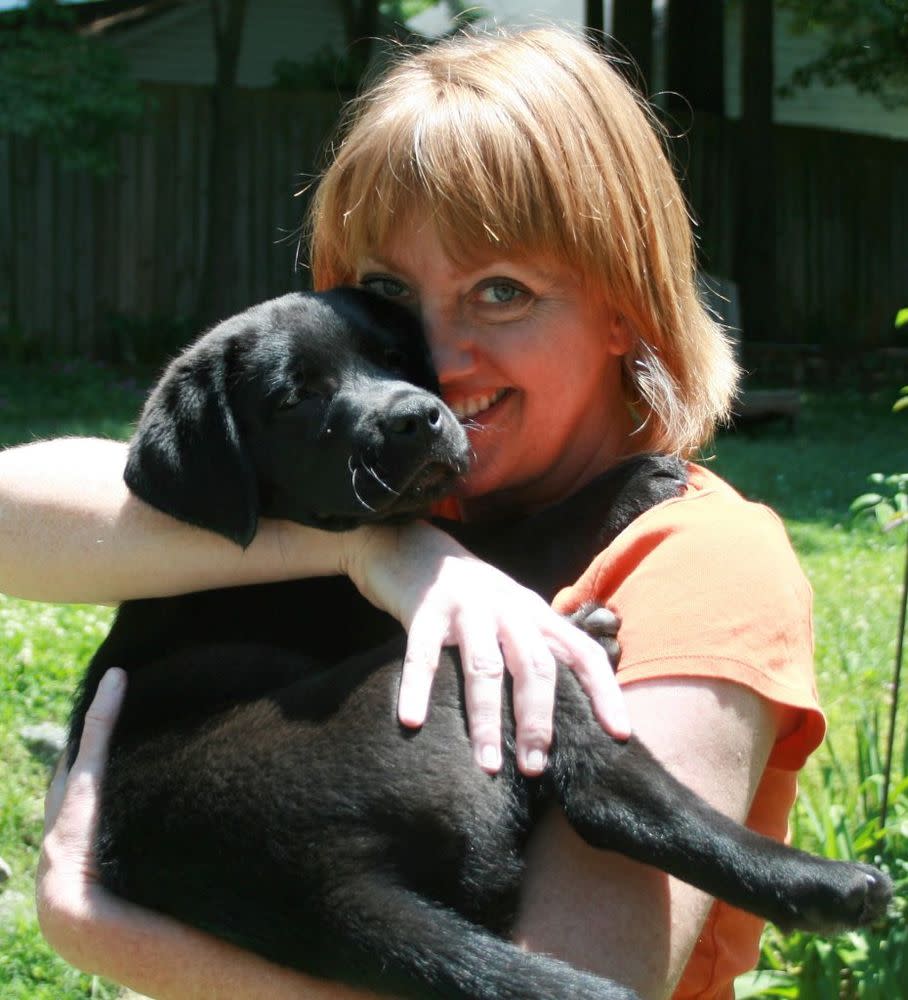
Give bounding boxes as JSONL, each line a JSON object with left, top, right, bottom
{"left": 1, "top": 89, "right": 907, "bottom": 361}
{"left": 677, "top": 114, "right": 908, "bottom": 351}
{"left": 0, "top": 85, "right": 345, "bottom": 361}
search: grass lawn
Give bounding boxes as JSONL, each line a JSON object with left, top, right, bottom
{"left": 0, "top": 360, "right": 905, "bottom": 998}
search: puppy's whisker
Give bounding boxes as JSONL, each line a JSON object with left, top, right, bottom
{"left": 363, "top": 461, "right": 400, "bottom": 497}
{"left": 350, "top": 465, "right": 377, "bottom": 512}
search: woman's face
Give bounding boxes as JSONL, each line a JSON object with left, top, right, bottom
{"left": 355, "top": 222, "right": 635, "bottom": 516}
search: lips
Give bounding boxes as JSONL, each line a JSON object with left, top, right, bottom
{"left": 447, "top": 388, "right": 510, "bottom": 421}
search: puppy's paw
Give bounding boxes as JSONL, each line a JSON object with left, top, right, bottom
{"left": 780, "top": 860, "right": 893, "bottom": 933}
{"left": 568, "top": 602, "right": 621, "bottom": 671}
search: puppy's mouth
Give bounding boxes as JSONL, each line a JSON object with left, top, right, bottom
{"left": 350, "top": 452, "right": 468, "bottom": 520}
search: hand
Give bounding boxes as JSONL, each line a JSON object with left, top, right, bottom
{"left": 343, "top": 522, "right": 630, "bottom": 776}
{"left": 38, "top": 668, "right": 130, "bottom": 973}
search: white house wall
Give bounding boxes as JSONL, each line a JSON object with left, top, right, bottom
{"left": 724, "top": 1, "right": 908, "bottom": 140}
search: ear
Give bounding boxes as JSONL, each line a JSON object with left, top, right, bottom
{"left": 124, "top": 341, "right": 259, "bottom": 547}
{"left": 605, "top": 309, "right": 635, "bottom": 357}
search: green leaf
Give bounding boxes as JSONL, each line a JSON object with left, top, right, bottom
{"left": 896, "top": 307, "right": 908, "bottom": 328}
{"left": 893, "top": 396, "right": 908, "bottom": 414}
{"left": 869, "top": 472, "right": 886, "bottom": 484}
{"left": 734, "top": 969, "right": 797, "bottom": 998}
{"left": 874, "top": 501, "right": 896, "bottom": 528}
{"left": 850, "top": 493, "right": 883, "bottom": 513}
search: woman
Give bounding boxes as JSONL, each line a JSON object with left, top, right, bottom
{"left": 14, "top": 26, "right": 823, "bottom": 1000}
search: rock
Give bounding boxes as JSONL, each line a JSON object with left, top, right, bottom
{"left": 20, "top": 721, "right": 67, "bottom": 765}
{"left": 0, "top": 857, "right": 10, "bottom": 883}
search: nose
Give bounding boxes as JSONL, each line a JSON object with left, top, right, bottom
{"left": 380, "top": 394, "right": 444, "bottom": 443}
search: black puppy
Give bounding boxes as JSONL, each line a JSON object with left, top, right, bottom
{"left": 68, "top": 289, "right": 891, "bottom": 1000}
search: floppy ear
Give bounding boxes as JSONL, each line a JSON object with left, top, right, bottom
{"left": 124, "top": 342, "right": 259, "bottom": 547}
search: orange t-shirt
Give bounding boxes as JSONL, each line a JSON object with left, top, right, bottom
{"left": 549, "top": 462, "right": 826, "bottom": 999}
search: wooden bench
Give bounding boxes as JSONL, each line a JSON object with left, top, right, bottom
{"left": 731, "top": 388, "right": 802, "bottom": 431}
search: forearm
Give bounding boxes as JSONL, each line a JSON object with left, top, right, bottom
{"left": 514, "top": 677, "right": 785, "bottom": 999}
{"left": 0, "top": 437, "right": 353, "bottom": 604}
{"left": 40, "top": 893, "right": 388, "bottom": 1000}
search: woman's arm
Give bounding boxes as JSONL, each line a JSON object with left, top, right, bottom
{"left": 514, "top": 677, "right": 796, "bottom": 1000}
{"left": 0, "top": 438, "right": 350, "bottom": 604}
{"left": 1, "top": 436, "right": 627, "bottom": 766}
{"left": 39, "top": 670, "right": 388, "bottom": 1000}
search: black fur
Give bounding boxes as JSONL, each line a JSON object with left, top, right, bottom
{"left": 68, "top": 289, "right": 891, "bottom": 1000}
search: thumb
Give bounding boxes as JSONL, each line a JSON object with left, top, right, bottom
{"left": 48, "top": 669, "right": 126, "bottom": 837}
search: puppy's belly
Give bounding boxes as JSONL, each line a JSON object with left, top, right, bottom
{"left": 98, "top": 648, "right": 528, "bottom": 937}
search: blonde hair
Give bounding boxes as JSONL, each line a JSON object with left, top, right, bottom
{"left": 307, "top": 26, "right": 739, "bottom": 455}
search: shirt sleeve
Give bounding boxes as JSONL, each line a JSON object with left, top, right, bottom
{"left": 551, "top": 481, "right": 826, "bottom": 770}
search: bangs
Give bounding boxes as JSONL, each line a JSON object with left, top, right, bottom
{"left": 310, "top": 42, "right": 622, "bottom": 285}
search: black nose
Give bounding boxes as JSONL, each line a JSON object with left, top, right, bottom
{"left": 383, "top": 397, "right": 443, "bottom": 439}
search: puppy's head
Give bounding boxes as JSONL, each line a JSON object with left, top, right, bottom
{"left": 125, "top": 289, "right": 469, "bottom": 546}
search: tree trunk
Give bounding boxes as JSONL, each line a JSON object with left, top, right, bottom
{"left": 337, "top": 0, "right": 380, "bottom": 77}
{"left": 666, "top": 0, "right": 725, "bottom": 115}
{"left": 611, "top": 0, "right": 653, "bottom": 94}
{"left": 584, "top": 0, "right": 605, "bottom": 49}
{"left": 196, "top": 0, "right": 248, "bottom": 329}
{"left": 735, "top": 0, "right": 775, "bottom": 341}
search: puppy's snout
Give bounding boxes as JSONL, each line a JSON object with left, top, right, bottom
{"left": 382, "top": 397, "right": 443, "bottom": 441}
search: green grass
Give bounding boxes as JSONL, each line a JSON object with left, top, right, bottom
{"left": 0, "top": 363, "right": 906, "bottom": 998}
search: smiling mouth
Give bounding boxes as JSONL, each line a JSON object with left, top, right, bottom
{"left": 448, "top": 388, "right": 510, "bottom": 422}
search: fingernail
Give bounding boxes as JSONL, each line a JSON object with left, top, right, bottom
{"left": 480, "top": 745, "right": 500, "bottom": 771}
{"left": 611, "top": 710, "right": 632, "bottom": 741}
{"left": 525, "top": 749, "right": 547, "bottom": 774}
{"left": 397, "top": 693, "right": 423, "bottom": 728}
{"left": 101, "top": 668, "right": 125, "bottom": 693}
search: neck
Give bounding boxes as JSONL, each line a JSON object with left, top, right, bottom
{"left": 459, "top": 409, "right": 640, "bottom": 523}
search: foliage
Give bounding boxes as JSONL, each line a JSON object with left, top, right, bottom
{"left": 0, "top": 1, "right": 146, "bottom": 175}
{"left": 272, "top": 0, "right": 485, "bottom": 91}
{"left": 737, "top": 717, "right": 908, "bottom": 998}
{"left": 778, "top": 0, "right": 908, "bottom": 109}
{"left": 273, "top": 47, "right": 366, "bottom": 92}
{"left": 739, "top": 311, "right": 908, "bottom": 997}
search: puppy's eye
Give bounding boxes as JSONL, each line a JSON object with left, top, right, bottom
{"left": 277, "top": 386, "right": 318, "bottom": 409}
{"left": 278, "top": 389, "right": 302, "bottom": 410}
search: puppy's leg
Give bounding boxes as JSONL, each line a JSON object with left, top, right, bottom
{"left": 548, "top": 671, "right": 892, "bottom": 933}
{"left": 318, "top": 873, "right": 640, "bottom": 1000}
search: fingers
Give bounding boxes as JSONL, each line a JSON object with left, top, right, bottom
{"left": 74, "top": 668, "right": 126, "bottom": 775}
{"left": 53, "top": 668, "right": 126, "bottom": 840}
{"left": 554, "top": 628, "right": 631, "bottom": 740}
{"left": 398, "top": 620, "right": 444, "bottom": 729}
{"left": 457, "top": 611, "right": 505, "bottom": 773}
{"left": 499, "top": 624, "right": 556, "bottom": 776}
{"left": 43, "top": 756, "right": 70, "bottom": 832}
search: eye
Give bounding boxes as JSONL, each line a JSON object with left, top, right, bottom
{"left": 359, "top": 274, "right": 412, "bottom": 302}
{"left": 276, "top": 376, "right": 336, "bottom": 411}
{"left": 277, "top": 388, "right": 304, "bottom": 410}
{"left": 474, "top": 280, "right": 531, "bottom": 307}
